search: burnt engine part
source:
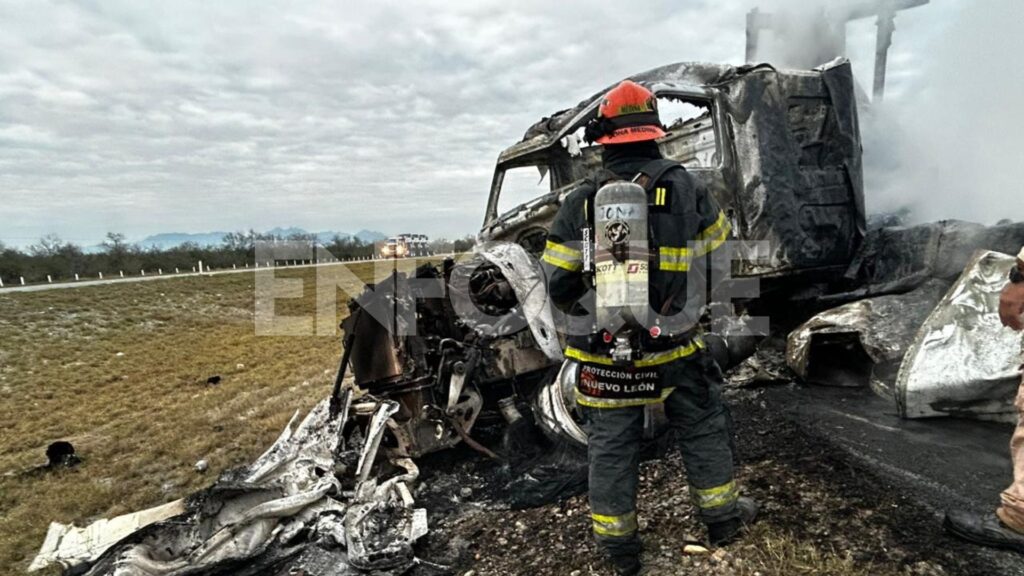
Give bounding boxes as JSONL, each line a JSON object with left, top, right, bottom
{"left": 343, "top": 247, "right": 558, "bottom": 458}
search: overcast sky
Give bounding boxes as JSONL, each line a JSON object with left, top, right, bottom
{"left": 0, "top": 0, "right": 1015, "bottom": 247}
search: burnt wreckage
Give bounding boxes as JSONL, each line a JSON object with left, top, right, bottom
{"left": 31, "top": 60, "right": 1024, "bottom": 574}
{"left": 348, "top": 58, "right": 870, "bottom": 456}
{"left": 342, "top": 58, "right": 1024, "bottom": 461}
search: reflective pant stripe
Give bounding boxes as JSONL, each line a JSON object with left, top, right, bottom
{"left": 592, "top": 511, "right": 639, "bottom": 537}
{"left": 692, "top": 480, "right": 739, "bottom": 509}
{"left": 576, "top": 387, "right": 676, "bottom": 409}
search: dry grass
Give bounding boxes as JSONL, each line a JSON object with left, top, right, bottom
{"left": 0, "top": 260, "right": 424, "bottom": 576}
{"left": 733, "top": 525, "right": 903, "bottom": 576}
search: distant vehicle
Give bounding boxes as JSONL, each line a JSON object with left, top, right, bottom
{"left": 378, "top": 237, "right": 407, "bottom": 259}
{"left": 376, "top": 234, "right": 431, "bottom": 258}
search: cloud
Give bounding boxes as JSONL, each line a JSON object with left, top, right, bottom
{"left": 1, "top": 0, "right": 1015, "bottom": 248}
{"left": 0, "top": 0, "right": 751, "bottom": 245}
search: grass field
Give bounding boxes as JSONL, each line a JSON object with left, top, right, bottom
{"left": 0, "top": 261, "right": 421, "bottom": 575}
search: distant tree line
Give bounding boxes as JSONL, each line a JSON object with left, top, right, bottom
{"left": 0, "top": 232, "right": 480, "bottom": 285}
{"left": 0, "top": 231, "right": 380, "bottom": 285}
{"left": 428, "top": 235, "right": 476, "bottom": 255}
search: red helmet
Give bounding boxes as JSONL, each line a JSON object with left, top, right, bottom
{"left": 587, "top": 80, "right": 665, "bottom": 145}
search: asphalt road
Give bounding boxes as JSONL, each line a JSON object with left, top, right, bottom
{"left": 762, "top": 383, "right": 1024, "bottom": 574}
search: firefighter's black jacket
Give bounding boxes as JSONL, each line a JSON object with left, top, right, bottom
{"left": 542, "top": 148, "right": 730, "bottom": 364}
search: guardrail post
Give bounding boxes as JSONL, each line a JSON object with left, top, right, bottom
{"left": 199, "top": 260, "right": 204, "bottom": 274}
{"left": 75, "top": 273, "right": 79, "bottom": 281}
{"left": 47, "top": 275, "right": 52, "bottom": 283}
{"left": 20, "top": 277, "right": 25, "bottom": 285}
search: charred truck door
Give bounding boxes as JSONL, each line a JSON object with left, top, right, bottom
{"left": 720, "top": 61, "right": 865, "bottom": 278}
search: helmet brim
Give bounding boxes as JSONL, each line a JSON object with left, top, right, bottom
{"left": 596, "top": 124, "right": 666, "bottom": 145}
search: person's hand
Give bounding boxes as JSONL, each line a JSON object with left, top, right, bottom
{"left": 1000, "top": 265, "right": 1024, "bottom": 331}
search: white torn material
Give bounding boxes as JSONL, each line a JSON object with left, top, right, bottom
{"left": 29, "top": 499, "right": 185, "bottom": 572}
{"left": 30, "top": 392, "right": 429, "bottom": 575}
{"left": 476, "top": 242, "right": 564, "bottom": 362}
{"left": 898, "top": 250, "right": 1024, "bottom": 421}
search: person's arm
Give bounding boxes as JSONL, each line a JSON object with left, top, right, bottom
{"left": 692, "top": 184, "right": 731, "bottom": 298}
{"left": 999, "top": 247, "right": 1024, "bottom": 331}
{"left": 542, "top": 196, "right": 587, "bottom": 311}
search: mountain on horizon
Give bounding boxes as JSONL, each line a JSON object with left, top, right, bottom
{"left": 138, "top": 227, "right": 387, "bottom": 250}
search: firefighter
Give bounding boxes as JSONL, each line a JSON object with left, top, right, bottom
{"left": 542, "top": 80, "right": 758, "bottom": 575}
{"left": 945, "top": 247, "right": 1024, "bottom": 552}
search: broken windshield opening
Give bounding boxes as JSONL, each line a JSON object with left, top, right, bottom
{"left": 656, "top": 96, "right": 719, "bottom": 169}
{"left": 496, "top": 166, "right": 551, "bottom": 217}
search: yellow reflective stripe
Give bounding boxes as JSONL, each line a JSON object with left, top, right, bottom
{"left": 633, "top": 337, "right": 704, "bottom": 367}
{"left": 692, "top": 480, "right": 739, "bottom": 509}
{"left": 576, "top": 386, "right": 676, "bottom": 409}
{"left": 659, "top": 261, "right": 689, "bottom": 272}
{"left": 659, "top": 245, "right": 692, "bottom": 258}
{"left": 545, "top": 240, "right": 581, "bottom": 259}
{"left": 592, "top": 511, "right": 639, "bottom": 537}
{"left": 542, "top": 252, "right": 582, "bottom": 272}
{"left": 565, "top": 337, "right": 704, "bottom": 370}
{"left": 658, "top": 245, "right": 692, "bottom": 272}
{"left": 695, "top": 220, "right": 731, "bottom": 257}
{"left": 564, "top": 346, "right": 615, "bottom": 366}
{"left": 697, "top": 212, "right": 728, "bottom": 241}
{"left": 654, "top": 187, "right": 667, "bottom": 206}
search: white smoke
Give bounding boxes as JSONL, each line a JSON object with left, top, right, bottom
{"left": 750, "top": 0, "right": 1024, "bottom": 225}
{"left": 863, "top": 0, "right": 1024, "bottom": 225}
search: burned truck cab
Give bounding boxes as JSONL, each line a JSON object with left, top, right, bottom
{"left": 343, "top": 60, "right": 867, "bottom": 459}
{"left": 480, "top": 59, "right": 865, "bottom": 284}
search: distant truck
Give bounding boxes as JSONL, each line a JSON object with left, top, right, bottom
{"left": 376, "top": 234, "right": 431, "bottom": 258}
